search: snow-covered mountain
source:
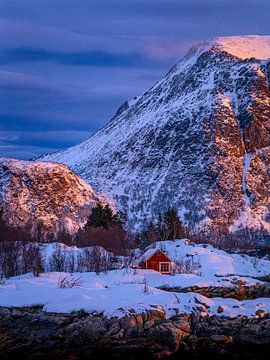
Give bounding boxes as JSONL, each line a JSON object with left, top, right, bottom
{"left": 41, "top": 36, "right": 270, "bottom": 237}
{"left": 0, "top": 158, "right": 101, "bottom": 239}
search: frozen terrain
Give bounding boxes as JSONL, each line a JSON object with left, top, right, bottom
{"left": 1, "top": 240, "right": 270, "bottom": 319}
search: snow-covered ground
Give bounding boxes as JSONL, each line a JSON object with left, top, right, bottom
{"left": 42, "top": 239, "right": 270, "bottom": 278}
{"left": 0, "top": 270, "right": 270, "bottom": 319}
{"left": 1, "top": 239, "right": 270, "bottom": 319}
{"left": 140, "top": 240, "right": 270, "bottom": 278}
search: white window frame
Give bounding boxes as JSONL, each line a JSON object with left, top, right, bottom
{"left": 159, "top": 262, "right": 170, "bottom": 273}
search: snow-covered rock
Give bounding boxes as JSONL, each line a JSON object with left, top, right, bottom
{"left": 0, "top": 158, "right": 102, "bottom": 239}
{"left": 41, "top": 35, "right": 270, "bottom": 237}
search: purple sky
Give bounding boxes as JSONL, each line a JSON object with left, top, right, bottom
{"left": 0, "top": 0, "right": 269, "bottom": 159}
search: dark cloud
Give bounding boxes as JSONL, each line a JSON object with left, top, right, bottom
{"left": 0, "top": 130, "right": 92, "bottom": 159}
{"left": 0, "top": 48, "right": 152, "bottom": 68}
{"left": 0, "top": 0, "right": 269, "bottom": 159}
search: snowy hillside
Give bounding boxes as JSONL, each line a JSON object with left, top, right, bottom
{"left": 42, "top": 239, "right": 270, "bottom": 279}
{"left": 138, "top": 239, "right": 270, "bottom": 278}
{"left": 0, "top": 158, "right": 102, "bottom": 239}
{"left": 41, "top": 35, "right": 270, "bottom": 237}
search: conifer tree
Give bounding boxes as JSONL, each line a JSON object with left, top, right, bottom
{"left": 86, "top": 203, "right": 118, "bottom": 229}
{"left": 158, "top": 209, "right": 185, "bottom": 240}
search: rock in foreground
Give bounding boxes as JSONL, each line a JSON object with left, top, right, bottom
{"left": 0, "top": 306, "right": 270, "bottom": 359}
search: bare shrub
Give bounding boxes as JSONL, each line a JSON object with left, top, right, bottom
{"left": 77, "top": 246, "right": 111, "bottom": 274}
{"left": 172, "top": 255, "right": 201, "bottom": 275}
{"left": 57, "top": 275, "right": 82, "bottom": 288}
{"left": 49, "top": 247, "right": 66, "bottom": 272}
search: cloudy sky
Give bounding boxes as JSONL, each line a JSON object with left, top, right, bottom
{"left": 1, "top": 0, "right": 269, "bottom": 159}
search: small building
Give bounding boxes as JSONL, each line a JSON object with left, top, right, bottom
{"left": 137, "top": 248, "right": 172, "bottom": 274}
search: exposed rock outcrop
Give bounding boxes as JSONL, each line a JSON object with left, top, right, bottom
{"left": 159, "top": 282, "right": 270, "bottom": 300}
{"left": 0, "top": 158, "right": 102, "bottom": 240}
{"left": 1, "top": 306, "right": 270, "bottom": 359}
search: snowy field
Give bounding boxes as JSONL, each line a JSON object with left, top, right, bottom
{"left": 1, "top": 239, "right": 270, "bottom": 319}
{"left": 0, "top": 270, "right": 270, "bottom": 319}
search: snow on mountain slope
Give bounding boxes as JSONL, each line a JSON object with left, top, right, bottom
{"left": 0, "top": 158, "right": 101, "bottom": 239}
{"left": 191, "top": 35, "right": 270, "bottom": 60}
{"left": 41, "top": 35, "right": 270, "bottom": 236}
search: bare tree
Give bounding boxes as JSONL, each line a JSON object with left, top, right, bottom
{"left": 49, "top": 247, "right": 66, "bottom": 272}
{"left": 0, "top": 241, "right": 21, "bottom": 278}
{"left": 172, "top": 255, "right": 201, "bottom": 275}
{"left": 77, "top": 247, "right": 111, "bottom": 274}
{"left": 20, "top": 243, "right": 44, "bottom": 276}
{"left": 66, "top": 252, "right": 76, "bottom": 273}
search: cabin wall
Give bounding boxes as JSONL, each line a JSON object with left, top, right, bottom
{"left": 140, "top": 250, "right": 172, "bottom": 274}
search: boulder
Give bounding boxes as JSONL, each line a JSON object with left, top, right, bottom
{"left": 255, "top": 309, "right": 269, "bottom": 319}
{"left": 210, "top": 334, "right": 233, "bottom": 344}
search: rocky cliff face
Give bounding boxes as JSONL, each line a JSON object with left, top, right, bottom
{"left": 0, "top": 158, "right": 101, "bottom": 239}
{"left": 41, "top": 36, "right": 270, "bottom": 237}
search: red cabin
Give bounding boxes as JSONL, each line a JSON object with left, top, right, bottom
{"left": 138, "top": 248, "right": 172, "bottom": 274}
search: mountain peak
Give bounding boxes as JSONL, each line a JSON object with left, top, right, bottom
{"left": 41, "top": 35, "right": 270, "bottom": 239}
{"left": 188, "top": 35, "right": 270, "bottom": 61}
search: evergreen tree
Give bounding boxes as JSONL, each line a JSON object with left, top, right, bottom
{"left": 77, "top": 203, "right": 128, "bottom": 254}
{"left": 86, "top": 203, "right": 119, "bottom": 229}
{"left": 158, "top": 209, "right": 185, "bottom": 240}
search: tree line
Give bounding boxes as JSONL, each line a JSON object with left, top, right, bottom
{"left": 0, "top": 204, "right": 186, "bottom": 254}
{"left": 1, "top": 203, "right": 269, "bottom": 255}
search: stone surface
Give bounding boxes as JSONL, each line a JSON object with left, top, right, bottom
{"left": 1, "top": 306, "right": 270, "bottom": 358}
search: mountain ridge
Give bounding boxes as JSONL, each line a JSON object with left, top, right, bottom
{"left": 40, "top": 35, "right": 270, "bottom": 239}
